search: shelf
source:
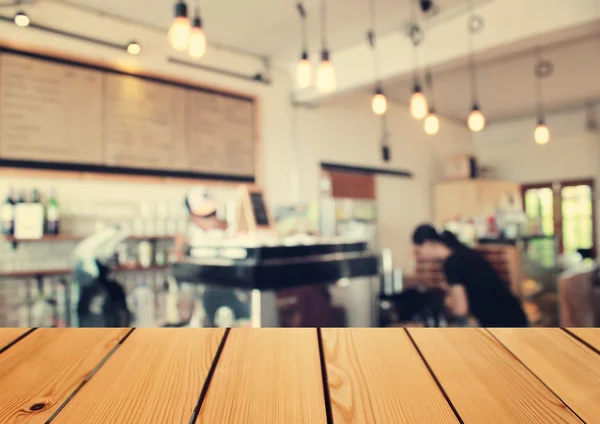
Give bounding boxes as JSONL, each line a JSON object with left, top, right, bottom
{"left": 2, "top": 234, "right": 178, "bottom": 244}
{"left": 0, "top": 264, "right": 171, "bottom": 279}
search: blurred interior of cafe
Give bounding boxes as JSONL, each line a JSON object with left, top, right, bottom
{"left": 0, "top": 0, "right": 599, "bottom": 329}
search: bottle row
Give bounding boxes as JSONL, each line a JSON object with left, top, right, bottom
{"left": 1, "top": 187, "right": 60, "bottom": 237}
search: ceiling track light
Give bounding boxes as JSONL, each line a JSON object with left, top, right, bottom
{"left": 188, "top": 4, "right": 206, "bottom": 58}
{"left": 13, "top": 10, "right": 29, "bottom": 27}
{"left": 534, "top": 48, "right": 552, "bottom": 145}
{"left": 295, "top": 2, "right": 311, "bottom": 88}
{"left": 466, "top": 0, "right": 485, "bottom": 132}
{"left": 368, "top": 0, "right": 386, "bottom": 116}
{"left": 169, "top": 0, "right": 191, "bottom": 51}
{"left": 408, "top": 0, "right": 428, "bottom": 120}
{"left": 317, "top": 0, "right": 335, "bottom": 93}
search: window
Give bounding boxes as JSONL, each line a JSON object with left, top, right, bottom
{"left": 522, "top": 179, "right": 596, "bottom": 258}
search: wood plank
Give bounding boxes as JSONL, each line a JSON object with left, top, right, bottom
{"left": 321, "top": 328, "right": 458, "bottom": 423}
{"left": 0, "top": 328, "right": 129, "bottom": 424}
{"left": 567, "top": 328, "right": 600, "bottom": 351}
{"left": 408, "top": 328, "right": 581, "bottom": 423}
{"left": 490, "top": 328, "right": 600, "bottom": 423}
{"left": 0, "top": 328, "right": 30, "bottom": 351}
{"left": 196, "top": 328, "right": 326, "bottom": 424}
{"left": 52, "top": 329, "right": 225, "bottom": 424}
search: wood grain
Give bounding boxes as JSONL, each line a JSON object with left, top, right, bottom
{"left": 0, "top": 328, "right": 128, "bottom": 424}
{"left": 408, "top": 328, "right": 582, "bottom": 423}
{"left": 321, "top": 328, "right": 458, "bottom": 423}
{"left": 0, "top": 328, "right": 30, "bottom": 351}
{"left": 567, "top": 328, "right": 600, "bottom": 351}
{"left": 52, "top": 329, "right": 225, "bottom": 424}
{"left": 490, "top": 328, "right": 600, "bottom": 423}
{"left": 196, "top": 329, "right": 327, "bottom": 424}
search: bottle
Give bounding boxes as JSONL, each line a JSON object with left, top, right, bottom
{"left": 132, "top": 280, "right": 155, "bottom": 327}
{"left": 31, "top": 189, "right": 41, "bottom": 204}
{"left": 1, "top": 187, "right": 15, "bottom": 236}
{"left": 16, "top": 191, "right": 25, "bottom": 204}
{"left": 46, "top": 188, "right": 60, "bottom": 235}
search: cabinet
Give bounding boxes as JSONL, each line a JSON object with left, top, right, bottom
{"left": 434, "top": 179, "right": 521, "bottom": 225}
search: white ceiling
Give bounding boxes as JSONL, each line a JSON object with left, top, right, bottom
{"left": 384, "top": 22, "right": 600, "bottom": 123}
{"left": 55, "top": 0, "right": 466, "bottom": 61}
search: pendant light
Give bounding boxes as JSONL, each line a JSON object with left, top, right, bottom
{"left": 317, "top": 0, "right": 335, "bottom": 93}
{"left": 422, "top": 18, "right": 439, "bottom": 135}
{"left": 367, "top": 0, "right": 387, "bottom": 115}
{"left": 409, "top": 0, "right": 428, "bottom": 120}
{"left": 295, "top": 3, "right": 312, "bottom": 88}
{"left": 188, "top": 3, "right": 206, "bottom": 58}
{"left": 14, "top": 11, "right": 30, "bottom": 27}
{"left": 381, "top": 114, "right": 391, "bottom": 162}
{"left": 534, "top": 48, "right": 551, "bottom": 145}
{"left": 466, "top": 0, "right": 485, "bottom": 132}
{"left": 127, "top": 40, "right": 142, "bottom": 56}
{"left": 169, "top": 0, "right": 191, "bottom": 51}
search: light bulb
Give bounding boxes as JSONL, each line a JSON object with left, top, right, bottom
{"left": 188, "top": 17, "right": 206, "bottom": 58}
{"left": 317, "top": 50, "right": 336, "bottom": 93}
{"left": 468, "top": 104, "right": 485, "bottom": 132}
{"left": 127, "top": 41, "right": 142, "bottom": 55}
{"left": 14, "top": 11, "right": 30, "bottom": 27}
{"left": 169, "top": 1, "right": 190, "bottom": 51}
{"left": 296, "top": 52, "right": 311, "bottom": 88}
{"left": 424, "top": 111, "right": 439, "bottom": 135}
{"left": 372, "top": 87, "right": 387, "bottom": 115}
{"left": 534, "top": 121, "right": 550, "bottom": 145}
{"left": 410, "top": 84, "right": 428, "bottom": 120}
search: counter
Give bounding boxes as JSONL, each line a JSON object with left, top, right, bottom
{"left": 1, "top": 328, "right": 599, "bottom": 423}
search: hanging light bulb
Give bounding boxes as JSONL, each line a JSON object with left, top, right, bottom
{"left": 372, "top": 86, "right": 387, "bottom": 115}
{"left": 296, "top": 51, "right": 312, "bottom": 88}
{"left": 410, "top": 83, "right": 428, "bottom": 120}
{"left": 317, "top": 50, "right": 335, "bottom": 93}
{"left": 126, "top": 40, "right": 142, "bottom": 55}
{"left": 14, "top": 11, "right": 30, "bottom": 27}
{"left": 468, "top": 103, "right": 485, "bottom": 132}
{"left": 424, "top": 109, "right": 439, "bottom": 135}
{"left": 535, "top": 120, "right": 550, "bottom": 145}
{"left": 188, "top": 15, "right": 206, "bottom": 58}
{"left": 169, "top": 1, "right": 191, "bottom": 51}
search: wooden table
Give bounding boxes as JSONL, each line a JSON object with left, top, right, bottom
{"left": 1, "top": 328, "right": 599, "bottom": 423}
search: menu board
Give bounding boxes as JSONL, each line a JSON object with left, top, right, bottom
{"left": 103, "top": 74, "right": 187, "bottom": 170}
{"left": 187, "top": 91, "right": 255, "bottom": 176}
{"left": 0, "top": 54, "right": 103, "bottom": 164}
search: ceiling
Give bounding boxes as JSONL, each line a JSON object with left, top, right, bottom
{"left": 384, "top": 22, "right": 600, "bottom": 123}
{"left": 54, "top": 0, "right": 466, "bottom": 61}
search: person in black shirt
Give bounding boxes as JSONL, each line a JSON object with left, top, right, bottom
{"left": 412, "top": 224, "right": 528, "bottom": 327}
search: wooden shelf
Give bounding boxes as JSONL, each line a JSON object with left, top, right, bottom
{"left": 2, "top": 234, "right": 177, "bottom": 244}
{"left": 0, "top": 264, "right": 170, "bottom": 279}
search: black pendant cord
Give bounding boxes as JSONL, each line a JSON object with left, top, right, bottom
{"left": 467, "top": 0, "right": 478, "bottom": 105}
{"left": 423, "top": 18, "right": 435, "bottom": 111}
{"left": 534, "top": 47, "right": 545, "bottom": 123}
{"left": 367, "top": 0, "right": 381, "bottom": 87}
{"left": 296, "top": 2, "right": 308, "bottom": 53}
{"left": 410, "top": 0, "right": 421, "bottom": 86}
{"left": 320, "top": 0, "right": 328, "bottom": 51}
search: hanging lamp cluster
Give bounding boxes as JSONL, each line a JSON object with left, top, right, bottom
{"left": 169, "top": 0, "right": 206, "bottom": 58}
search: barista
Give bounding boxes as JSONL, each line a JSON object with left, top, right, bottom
{"left": 412, "top": 224, "right": 528, "bottom": 327}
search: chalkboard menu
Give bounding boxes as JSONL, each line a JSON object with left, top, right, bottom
{"left": 0, "top": 50, "right": 256, "bottom": 181}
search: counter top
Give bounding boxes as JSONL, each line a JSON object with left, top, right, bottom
{"left": 0, "top": 328, "right": 599, "bottom": 423}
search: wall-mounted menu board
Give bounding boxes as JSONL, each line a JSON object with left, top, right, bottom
{"left": 0, "top": 50, "right": 256, "bottom": 182}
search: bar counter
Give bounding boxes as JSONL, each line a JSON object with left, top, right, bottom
{"left": 0, "top": 328, "right": 599, "bottom": 423}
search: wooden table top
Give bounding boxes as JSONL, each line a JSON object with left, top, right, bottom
{"left": 1, "top": 328, "right": 599, "bottom": 423}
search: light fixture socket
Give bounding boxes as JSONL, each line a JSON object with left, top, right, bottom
{"left": 174, "top": 1, "right": 188, "bottom": 18}
{"left": 412, "top": 82, "right": 422, "bottom": 94}
{"left": 192, "top": 16, "right": 202, "bottom": 29}
{"left": 428, "top": 107, "right": 436, "bottom": 115}
{"left": 374, "top": 85, "right": 384, "bottom": 96}
{"left": 382, "top": 145, "right": 391, "bottom": 162}
{"left": 301, "top": 51, "right": 309, "bottom": 61}
{"left": 321, "top": 49, "right": 330, "bottom": 61}
{"left": 471, "top": 103, "right": 480, "bottom": 112}
{"left": 537, "top": 118, "right": 545, "bottom": 126}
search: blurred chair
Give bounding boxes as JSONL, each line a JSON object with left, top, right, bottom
{"left": 558, "top": 264, "right": 599, "bottom": 327}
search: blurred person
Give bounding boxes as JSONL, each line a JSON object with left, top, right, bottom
{"left": 412, "top": 224, "right": 528, "bottom": 327}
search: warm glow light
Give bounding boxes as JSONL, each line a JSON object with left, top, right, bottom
{"left": 296, "top": 55, "right": 312, "bottom": 88}
{"left": 14, "top": 11, "right": 29, "bottom": 27}
{"left": 188, "top": 25, "right": 206, "bottom": 58}
{"left": 424, "top": 112, "right": 439, "bottom": 135}
{"left": 169, "top": 16, "right": 191, "bottom": 51}
{"left": 372, "top": 92, "right": 387, "bottom": 115}
{"left": 127, "top": 41, "right": 142, "bottom": 55}
{"left": 468, "top": 107, "right": 486, "bottom": 132}
{"left": 534, "top": 122, "right": 550, "bottom": 145}
{"left": 317, "top": 59, "right": 335, "bottom": 93}
{"left": 410, "top": 90, "right": 428, "bottom": 120}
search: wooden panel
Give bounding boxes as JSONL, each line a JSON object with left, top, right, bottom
{"left": 103, "top": 73, "right": 187, "bottom": 171}
{"left": 197, "top": 329, "right": 326, "bottom": 424}
{"left": 52, "top": 329, "right": 224, "bottom": 424}
{"left": 567, "top": 328, "right": 600, "bottom": 351}
{"left": 321, "top": 328, "right": 458, "bottom": 423}
{"left": 489, "top": 328, "right": 600, "bottom": 423}
{"left": 0, "top": 328, "right": 29, "bottom": 350}
{"left": 328, "top": 170, "right": 376, "bottom": 200}
{"left": 0, "top": 53, "right": 103, "bottom": 164}
{"left": 408, "top": 328, "right": 581, "bottom": 423}
{"left": 0, "top": 328, "right": 128, "bottom": 423}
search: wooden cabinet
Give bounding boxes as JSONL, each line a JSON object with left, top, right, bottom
{"left": 434, "top": 179, "right": 521, "bottom": 225}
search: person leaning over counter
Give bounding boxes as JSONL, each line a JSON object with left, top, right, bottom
{"left": 412, "top": 224, "right": 529, "bottom": 327}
